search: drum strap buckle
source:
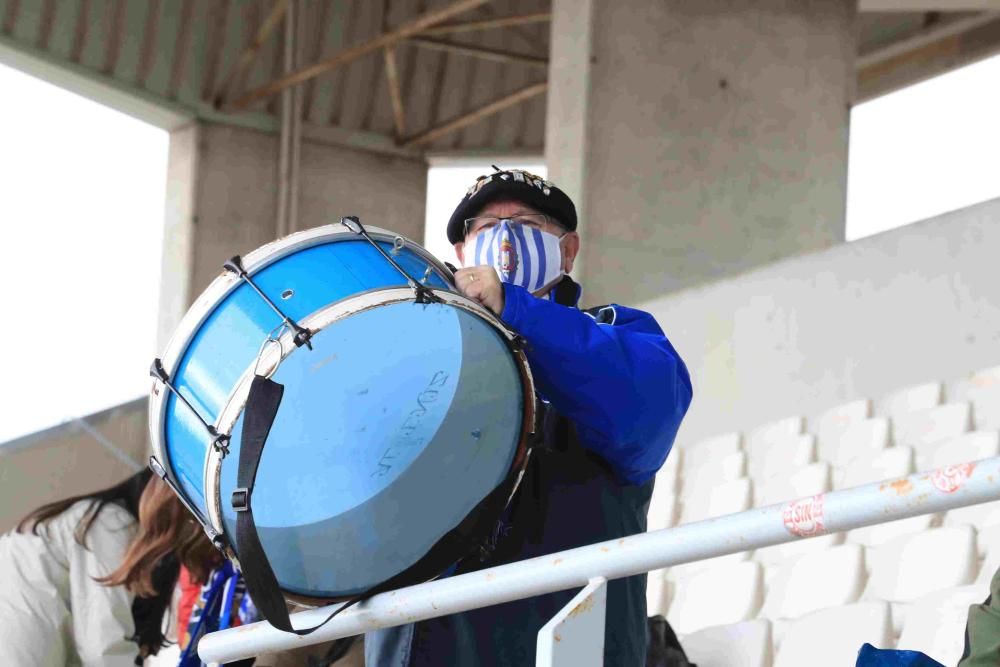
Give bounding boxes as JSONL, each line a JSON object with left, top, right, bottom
{"left": 231, "top": 487, "right": 250, "bottom": 512}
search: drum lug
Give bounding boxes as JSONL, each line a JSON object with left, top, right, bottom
{"left": 204, "top": 525, "right": 229, "bottom": 553}
{"left": 223, "top": 255, "right": 315, "bottom": 350}
{"left": 414, "top": 284, "right": 437, "bottom": 305}
{"left": 211, "top": 431, "right": 231, "bottom": 458}
{"left": 151, "top": 358, "right": 232, "bottom": 454}
{"left": 148, "top": 455, "right": 211, "bottom": 527}
{"left": 341, "top": 216, "right": 444, "bottom": 306}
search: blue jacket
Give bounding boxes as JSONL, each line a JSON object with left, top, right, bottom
{"left": 366, "top": 278, "right": 692, "bottom": 666}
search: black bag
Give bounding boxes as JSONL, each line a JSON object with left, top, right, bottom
{"left": 646, "top": 615, "right": 697, "bottom": 667}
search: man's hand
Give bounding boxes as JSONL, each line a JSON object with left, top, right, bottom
{"left": 454, "top": 266, "right": 505, "bottom": 317}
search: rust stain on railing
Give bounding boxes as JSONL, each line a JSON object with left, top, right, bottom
{"left": 567, "top": 595, "right": 596, "bottom": 619}
{"left": 888, "top": 478, "right": 913, "bottom": 496}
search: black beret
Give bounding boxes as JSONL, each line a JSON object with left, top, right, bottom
{"left": 446, "top": 168, "right": 578, "bottom": 244}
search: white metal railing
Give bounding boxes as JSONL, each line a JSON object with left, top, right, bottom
{"left": 199, "top": 456, "right": 1000, "bottom": 665}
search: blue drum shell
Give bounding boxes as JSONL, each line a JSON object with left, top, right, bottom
{"left": 156, "top": 229, "right": 527, "bottom": 599}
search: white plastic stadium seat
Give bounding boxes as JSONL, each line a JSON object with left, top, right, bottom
{"left": 828, "top": 418, "right": 891, "bottom": 469}
{"left": 923, "top": 430, "right": 998, "bottom": 466}
{"left": 971, "top": 386, "right": 1000, "bottom": 430}
{"left": 667, "top": 561, "right": 763, "bottom": 635}
{"left": 146, "top": 644, "right": 181, "bottom": 666}
{"left": 898, "top": 586, "right": 985, "bottom": 667}
{"left": 947, "top": 375, "right": 975, "bottom": 404}
{"left": 668, "top": 551, "right": 751, "bottom": 582}
{"left": 971, "top": 364, "right": 1000, "bottom": 392}
{"left": 977, "top": 525, "right": 1000, "bottom": 585}
{"left": 773, "top": 602, "right": 893, "bottom": 667}
{"left": 835, "top": 445, "right": 913, "bottom": 490}
{"left": 680, "top": 478, "right": 752, "bottom": 524}
{"left": 866, "top": 526, "right": 977, "bottom": 604}
{"left": 755, "top": 533, "right": 845, "bottom": 569}
{"left": 847, "top": 514, "right": 936, "bottom": 548}
{"left": 687, "top": 451, "right": 746, "bottom": 494}
{"left": 661, "top": 448, "right": 680, "bottom": 486}
{"left": 647, "top": 480, "right": 677, "bottom": 532}
{"left": 647, "top": 568, "right": 671, "bottom": 616}
{"left": 747, "top": 416, "right": 804, "bottom": 447}
{"left": 682, "top": 432, "right": 742, "bottom": 475}
{"left": 944, "top": 500, "right": 1000, "bottom": 532}
{"left": 751, "top": 434, "right": 815, "bottom": 483}
{"left": 893, "top": 402, "right": 971, "bottom": 451}
{"left": 946, "top": 366, "right": 1000, "bottom": 405}
{"left": 976, "top": 523, "right": 1000, "bottom": 561}
{"left": 761, "top": 544, "right": 865, "bottom": 620}
{"left": 758, "top": 462, "right": 830, "bottom": 507}
{"left": 923, "top": 431, "right": 1000, "bottom": 471}
{"left": 745, "top": 417, "right": 804, "bottom": 470}
{"left": 816, "top": 398, "right": 872, "bottom": 462}
{"left": 881, "top": 381, "right": 943, "bottom": 420}
{"left": 681, "top": 619, "right": 773, "bottom": 667}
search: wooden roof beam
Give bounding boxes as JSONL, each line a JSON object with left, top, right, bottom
{"left": 418, "top": 11, "right": 551, "bottom": 36}
{"left": 406, "top": 36, "right": 548, "bottom": 69}
{"left": 228, "top": 0, "right": 495, "bottom": 111}
{"left": 213, "top": 0, "right": 290, "bottom": 108}
{"left": 384, "top": 46, "right": 406, "bottom": 139}
{"left": 402, "top": 80, "right": 547, "bottom": 148}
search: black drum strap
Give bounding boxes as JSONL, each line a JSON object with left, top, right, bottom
{"left": 233, "top": 375, "right": 525, "bottom": 637}
{"left": 233, "top": 375, "right": 296, "bottom": 632}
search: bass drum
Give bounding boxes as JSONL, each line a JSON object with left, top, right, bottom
{"left": 149, "top": 221, "right": 534, "bottom": 602}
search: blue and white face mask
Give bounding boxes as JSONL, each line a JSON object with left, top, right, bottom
{"left": 467, "top": 220, "right": 565, "bottom": 293}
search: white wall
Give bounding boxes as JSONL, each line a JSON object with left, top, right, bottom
{"left": 644, "top": 197, "right": 1000, "bottom": 446}
{"left": 0, "top": 400, "right": 147, "bottom": 533}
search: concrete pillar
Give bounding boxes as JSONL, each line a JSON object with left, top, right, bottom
{"left": 546, "top": 0, "right": 856, "bottom": 306}
{"left": 159, "top": 122, "right": 429, "bottom": 311}
{"left": 157, "top": 123, "right": 199, "bottom": 351}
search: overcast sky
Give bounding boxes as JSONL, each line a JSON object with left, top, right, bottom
{"left": 0, "top": 62, "right": 167, "bottom": 444}
{"left": 1, "top": 52, "right": 998, "bottom": 444}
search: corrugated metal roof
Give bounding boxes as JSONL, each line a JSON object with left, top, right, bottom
{"left": 0, "top": 0, "right": 550, "bottom": 155}
{"left": 1, "top": 2, "right": 998, "bottom": 156}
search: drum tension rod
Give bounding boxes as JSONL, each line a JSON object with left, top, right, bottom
{"left": 340, "top": 216, "right": 442, "bottom": 305}
{"left": 150, "top": 359, "right": 231, "bottom": 457}
{"left": 148, "top": 455, "right": 229, "bottom": 550}
{"left": 223, "top": 255, "right": 315, "bottom": 350}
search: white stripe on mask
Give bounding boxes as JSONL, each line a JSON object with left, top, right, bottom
{"left": 470, "top": 220, "right": 564, "bottom": 293}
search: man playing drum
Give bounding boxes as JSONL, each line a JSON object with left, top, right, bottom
{"left": 365, "top": 169, "right": 693, "bottom": 666}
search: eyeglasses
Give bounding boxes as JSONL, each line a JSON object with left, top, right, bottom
{"left": 463, "top": 212, "right": 551, "bottom": 238}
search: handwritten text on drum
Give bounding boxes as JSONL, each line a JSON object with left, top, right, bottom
{"left": 372, "top": 371, "right": 450, "bottom": 478}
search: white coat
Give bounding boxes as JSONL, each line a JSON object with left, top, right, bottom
{"left": 0, "top": 500, "right": 138, "bottom": 666}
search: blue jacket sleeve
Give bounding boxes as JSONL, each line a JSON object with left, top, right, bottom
{"left": 500, "top": 283, "right": 692, "bottom": 486}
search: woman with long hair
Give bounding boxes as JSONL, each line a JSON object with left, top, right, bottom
{"left": 0, "top": 469, "right": 216, "bottom": 666}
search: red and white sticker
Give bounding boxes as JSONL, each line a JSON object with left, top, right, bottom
{"left": 782, "top": 494, "right": 826, "bottom": 538}
{"left": 931, "top": 463, "right": 975, "bottom": 494}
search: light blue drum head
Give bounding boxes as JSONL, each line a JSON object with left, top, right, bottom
{"left": 219, "top": 300, "right": 524, "bottom": 598}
